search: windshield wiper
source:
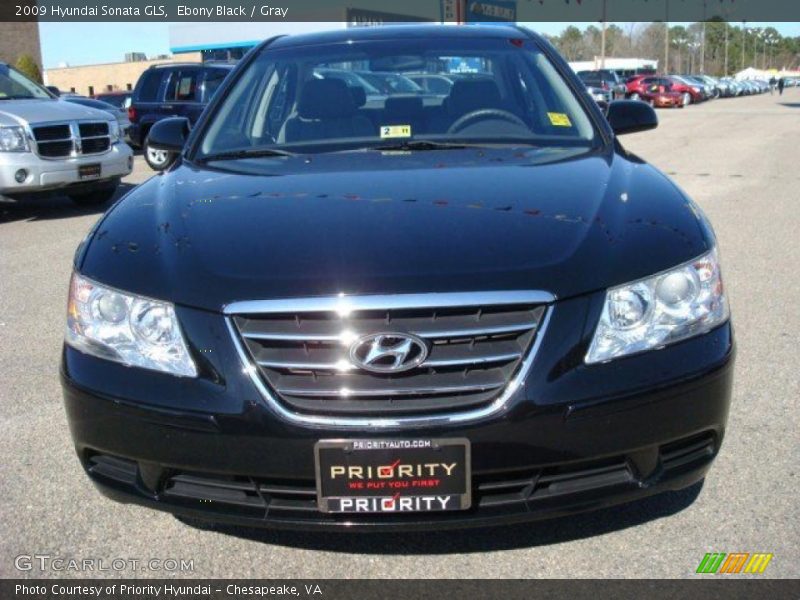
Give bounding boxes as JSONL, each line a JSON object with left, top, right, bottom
{"left": 198, "top": 147, "right": 297, "bottom": 162}
{"left": 370, "top": 140, "right": 474, "bottom": 152}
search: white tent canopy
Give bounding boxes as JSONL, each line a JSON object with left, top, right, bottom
{"left": 735, "top": 67, "right": 800, "bottom": 80}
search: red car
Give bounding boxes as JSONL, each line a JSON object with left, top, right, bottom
{"left": 627, "top": 75, "right": 700, "bottom": 106}
{"left": 640, "top": 88, "right": 684, "bottom": 109}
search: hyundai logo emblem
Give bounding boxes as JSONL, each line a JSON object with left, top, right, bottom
{"left": 348, "top": 333, "right": 429, "bottom": 373}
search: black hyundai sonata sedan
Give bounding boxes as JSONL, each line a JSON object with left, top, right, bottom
{"left": 61, "top": 25, "right": 734, "bottom": 530}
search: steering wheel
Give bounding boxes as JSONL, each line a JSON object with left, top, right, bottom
{"left": 447, "top": 108, "right": 528, "bottom": 135}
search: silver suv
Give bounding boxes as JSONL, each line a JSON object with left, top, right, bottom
{"left": 0, "top": 62, "right": 133, "bottom": 206}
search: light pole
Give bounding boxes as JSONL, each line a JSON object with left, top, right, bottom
{"left": 752, "top": 29, "right": 758, "bottom": 69}
{"left": 699, "top": 0, "right": 707, "bottom": 74}
{"left": 599, "top": 0, "right": 607, "bottom": 69}
{"left": 724, "top": 21, "right": 729, "bottom": 76}
{"left": 689, "top": 40, "right": 700, "bottom": 73}
{"left": 741, "top": 22, "right": 746, "bottom": 70}
{"left": 665, "top": 0, "right": 670, "bottom": 74}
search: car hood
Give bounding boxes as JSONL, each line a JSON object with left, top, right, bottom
{"left": 79, "top": 146, "right": 712, "bottom": 311}
{"left": 0, "top": 98, "right": 113, "bottom": 126}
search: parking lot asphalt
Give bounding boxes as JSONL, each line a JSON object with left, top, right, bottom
{"left": 1, "top": 90, "right": 798, "bottom": 579}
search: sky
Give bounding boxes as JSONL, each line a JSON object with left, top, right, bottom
{"left": 39, "top": 21, "right": 800, "bottom": 69}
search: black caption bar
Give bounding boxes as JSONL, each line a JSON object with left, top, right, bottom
{"left": 3, "top": 579, "right": 800, "bottom": 600}
{"left": 3, "top": 0, "right": 800, "bottom": 22}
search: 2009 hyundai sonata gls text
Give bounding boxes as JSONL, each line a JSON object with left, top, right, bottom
{"left": 62, "top": 25, "right": 734, "bottom": 530}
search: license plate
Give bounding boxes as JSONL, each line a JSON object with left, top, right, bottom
{"left": 315, "top": 438, "right": 471, "bottom": 513}
{"left": 78, "top": 163, "right": 102, "bottom": 180}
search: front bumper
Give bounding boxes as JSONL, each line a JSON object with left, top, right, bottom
{"left": 61, "top": 291, "right": 734, "bottom": 530}
{"left": 653, "top": 97, "right": 682, "bottom": 108}
{"left": 0, "top": 144, "right": 133, "bottom": 196}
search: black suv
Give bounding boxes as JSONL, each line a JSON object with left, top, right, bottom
{"left": 62, "top": 26, "right": 733, "bottom": 531}
{"left": 577, "top": 69, "right": 627, "bottom": 100}
{"left": 128, "top": 62, "right": 234, "bottom": 170}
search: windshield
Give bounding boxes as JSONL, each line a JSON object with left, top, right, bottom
{"left": 198, "top": 36, "right": 597, "bottom": 158}
{"left": 0, "top": 64, "right": 53, "bottom": 100}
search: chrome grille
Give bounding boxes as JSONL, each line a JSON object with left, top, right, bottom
{"left": 227, "top": 292, "right": 551, "bottom": 422}
{"left": 31, "top": 120, "right": 111, "bottom": 158}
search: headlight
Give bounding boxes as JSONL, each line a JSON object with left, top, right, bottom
{"left": 108, "top": 120, "right": 120, "bottom": 142}
{"left": 0, "top": 126, "right": 29, "bottom": 152}
{"left": 65, "top": 273, "right": 197, "bottom": 377}
{"left": 586, "top": 248, "right": 729, "bottom": 364}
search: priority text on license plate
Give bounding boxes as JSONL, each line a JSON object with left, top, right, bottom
{"left": 314, "top": 438, "right": 471, "bottom": 514}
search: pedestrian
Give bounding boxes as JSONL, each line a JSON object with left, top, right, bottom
{"left": 769, "top": 76, "right": 776, "bottom": 95}
{"left": 778, "top": 77, "right": 785, "bottom": 95}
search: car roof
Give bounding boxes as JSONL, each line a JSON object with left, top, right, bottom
{"left": 269, "top": 24, "right": 532, "bottom": 49}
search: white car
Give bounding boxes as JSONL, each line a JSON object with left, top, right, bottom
{"left": 0, "top": 62, "right": 133, "bottom": 206}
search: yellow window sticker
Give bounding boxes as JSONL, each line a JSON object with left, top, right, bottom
{"left": 547, "top": 112, "right": 572, "bottom": 127}
{"left": 380, "top": 125, "right": 412, "bottom": 139}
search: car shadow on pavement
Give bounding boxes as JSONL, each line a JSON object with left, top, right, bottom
{"left": 0, "top": 183, "right": 135, "bottom": 224}
{"left": 182, "top": 480, "right": 704, "bottom": 554}
{"left": 778, "top": 102, "right": 800, "bottom": 108}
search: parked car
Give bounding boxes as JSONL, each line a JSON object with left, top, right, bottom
{"left": 62, "top": 25, "right": 733, "bottom": 531}
{"left": 586, "top": 85, "right": 612, "bottom": 105}
{"left": 695, "top": 75, "right": 722, "bottom": 98}
{"left": 93, "top": 91, "right": 132, "bottom": 109}
{"left": 639, "top": 80, "right": 684, "bottom": 109}
{"left": 406, "top": 73, "right": 455, "bottom": 95}
{"left": 61, "top": 96, "right": 132, "bottom": 143}
{"left": 0, "top": 62, "right": 132, "bottom": 206}
{"left": 354, "top": 71, "right": 424, "bottom": 95}
{"left": 719, "top": 77, "right": 743, "bottom": 96}
{"left": 627, "top": 76, "right": 696, "bottom": 106}
{"left": 679, "top": 76, "right": 714, "bottom": 101}
{"left": 577, "top": 69, "right": 626, "bottom": 99}
{"left": 667, "top": 76, "right": 706, "bottom": 105}
{"left": 624, "top": 74, "right": 647, "bottom": 98}
{"left": 128, "top": 62, "right": 234, "bottom": 170}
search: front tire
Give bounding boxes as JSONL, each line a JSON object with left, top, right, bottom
{"left": 629, "top": 92, "right": 641, "bottom": 101}
{"left": 682, "top": 92, "right": 692, "bottom": 106}
{"left": 144, "top": 138, "right": 176, "bottom": 171}
{"left": 69, "top": 185, "right": 117, "bottom": 206}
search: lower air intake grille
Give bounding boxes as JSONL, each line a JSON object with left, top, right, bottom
{"left": 228, "top": 292, "right": 549, "bottom": 418}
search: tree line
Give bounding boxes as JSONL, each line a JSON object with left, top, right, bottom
{"left": 546, "top": 22, "right": 800, "bottom": 75}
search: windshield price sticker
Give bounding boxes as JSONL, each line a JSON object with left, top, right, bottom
{"left": 380, "top": 125, "right": 412, "bottom": 139}
{"left": 547, "top": 112, "right": 573, "bottom": 127}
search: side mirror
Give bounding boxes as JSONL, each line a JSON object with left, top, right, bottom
{"left": 147, "top": 117, "right": 190, "bottom": 152}
{"left": 606, "top": 100, "right": 658, "bottom": 136}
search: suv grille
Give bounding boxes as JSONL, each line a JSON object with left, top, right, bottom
{"left": 32, "top": 121, "right": 111, "bottom": 158}
{"left": 229, "top": 293, "right": 549, "bottom": 419}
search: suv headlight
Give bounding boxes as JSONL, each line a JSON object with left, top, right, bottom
{"left": 65, "top": 273, "right": 197, "bottom": 377}
{"left": 0, "top": 126, "right": 29, "bottom": 152}
{"left": 108, "top": 120, "right": 120, "bottom": 142}
{"left": 586, "top": 248, "right": 729, "bottom": 364}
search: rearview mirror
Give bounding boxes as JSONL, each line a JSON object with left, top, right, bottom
{"left": 147, "top": 117, "right": 190, "bottom": 152}
{"left": 605, "top": 100, "right": 658, "bottom": 136}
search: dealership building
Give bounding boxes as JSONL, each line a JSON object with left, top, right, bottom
{"left": 0, "top": 22, "right": 42, "bottom": 71}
